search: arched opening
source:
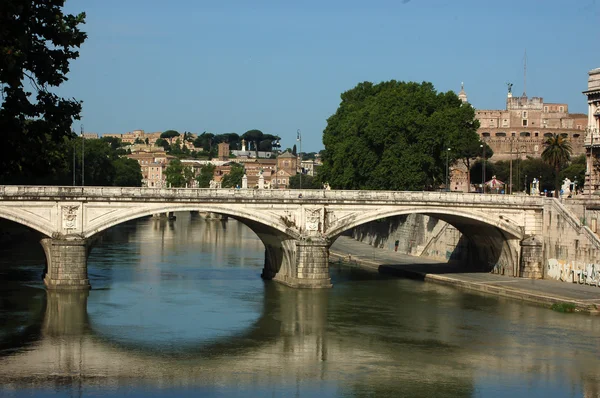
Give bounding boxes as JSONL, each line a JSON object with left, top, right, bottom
{"left": 328, "top": 210, "right": 520, "bottom": 277}
{"left": 0, "top": 218, "right": 49, "bottom": 352}
{"left": 495, "top": 132, "right": 506, "bottom": 137}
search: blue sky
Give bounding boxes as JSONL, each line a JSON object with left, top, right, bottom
{"left": 60, "top": 0, "right": 600, "bottom": 152}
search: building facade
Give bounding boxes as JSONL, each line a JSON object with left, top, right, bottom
{"left": 475, "top": 88, "right": 587, "bottom": 162}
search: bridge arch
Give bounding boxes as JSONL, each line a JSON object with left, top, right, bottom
{"left": 326, "top": 207, "right": 524, "bottom": 240}
{"left": 326, "top": 207, "right": 524, "bottom": 275}
{"left": 83, "top": 204, "right": 296, "bottom": 240}
{"left": 0, "top": 208, "right": 54, "bottom": 238}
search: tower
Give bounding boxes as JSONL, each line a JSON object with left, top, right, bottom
{"left": 458, "top": 82, "right": 468, "bottom": 104}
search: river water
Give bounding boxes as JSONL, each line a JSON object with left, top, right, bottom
{"left": 0, "top": 213, "right": 599, "bottom": 397}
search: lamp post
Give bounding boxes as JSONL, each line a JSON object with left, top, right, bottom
{"left": 524, "top": 174, "right": 527, "bottom": 194}
{"left": 80, "top": 125, "right": 85, "bottom": 186}
{"left": 445, "top": 147, "right": 451, "bottom": 191}
{"left": 480, "top": 142, "right": 486, "bottom": 194}
{"left": 297, "top": 129, "right": 302, "bottom": 189}
{"left": 574, "top": 176, "right": 578, "bottom": 196}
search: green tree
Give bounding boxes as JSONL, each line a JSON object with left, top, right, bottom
{"left": 194, "top": 132, "right": 215, "bottom": 151}
{"left": 541, "top": 134, "right": 572, "bottom": 197}
{"left": 113, "top": 157, "right": 142, "bottom": 187}
{"left": 165, "top": 159, "right": 186, "bottom": 187}
{"left": 320, "top": 81, "right": 480, "bottom": 190}
{"left": 289, "top": 174, "right": 321, "bottom": 189}
{"left": 101, "top": 136, "right": 123, "bottom": 151}
{"left": 161, "top": 130, "right": 180, "bottom": 139}
{"left": 134, "top": 137, "right": 144, "bottom": 145}
{"left": 74, "top": 139, "right": 116, "bottom": 186}
{"left": 454, "top": 140, "right": 492, "bottom": 189}
{"left": 0, "top": 0, "right": 87, "bottom": 183}
{"left": 195, "top": 164, "right": 215, "bottom": 188}
{"left": 155, "top": 138, "right": 170, "bottom": 151}
{"left": 560, "top": 155, "right": 586, "bottom": 192}
{"left": 221, "top": 163, "right": 244, "bottom": 188}
{"left": 241, "top": 129, "right": 264, "bottom": 156}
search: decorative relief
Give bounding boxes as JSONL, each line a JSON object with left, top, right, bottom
{"left": 305, "top": 208, "right": 322, "bottom": 232}
{"left": 62, "top": 205, "right": 80, "bottom": 230}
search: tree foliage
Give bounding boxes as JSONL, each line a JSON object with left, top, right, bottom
{"left": 0, "top": 0, "right": 87, "bottom": 183}
{"left": 221, "top": 163, "right": 244, "bottom": 188}
{"left": 160, "top": 130, "right": 180, "bottom": 139}
{"left": 164, "top": 158, "right": 186, "bottom": 187}
{"left": 241, "top": 129, "right": 263, "bottom": 155}
{"left": 195, "top": 163, "right": 215, "bottom": 188}
{"left": 541, "top": 134, "right": 572, "bottom": 197}
{"left": 113, "top": 157, "right": 143, "bottom": 187}
{"left": 289, "top": 174, "right": 321, "bottom": 189}
{"left": 319, "top": 81, "right": 480, "bottom": 190}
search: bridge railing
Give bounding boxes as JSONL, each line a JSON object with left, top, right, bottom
{"left": 0, "top": 185, "right": 546, "bottom": 206}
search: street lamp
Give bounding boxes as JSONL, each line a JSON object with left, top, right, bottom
{"left": 524, "top": 174, "right": 527, "bottom": 194}
{"left": 80, "top": 125, "right": 85, "bottom": 186}
{"left": 445, "top": 147, "right": 451, "bottom": 191}
{"left": 480, "top": 142, "right": 486, "bottom": 194}
{"left": 297, "top": 129, "right": 302, "bottom": 189}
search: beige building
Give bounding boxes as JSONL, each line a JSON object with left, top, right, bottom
{"left": 126, "top": 150, "right": 170, "bottom": 188}
{"left": 583, "top": 67, "right": 600, "bottom": 194}
{"left": 475, "top": 88, "right": 587, "bottom": 161}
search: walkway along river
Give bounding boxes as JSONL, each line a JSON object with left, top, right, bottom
{"left": 1, "top": 213, "right": 600, "bottom": 397}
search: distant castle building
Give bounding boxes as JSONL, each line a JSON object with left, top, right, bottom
{"left": 474, "top": 84, "right": 587, "bottom": 161}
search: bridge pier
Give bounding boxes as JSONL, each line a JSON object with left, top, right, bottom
{"left": 41, "top": 238, "right": 91, "bottom": 291}
{"left": 519, "top": 236, "right": 543, "bottom": 279}
{"left": 272, "top": 238, "right": 332, "bottom": 289}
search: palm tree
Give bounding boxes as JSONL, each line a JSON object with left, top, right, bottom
{"left": 541, "top": 134, "right": 572, "bottom": 197}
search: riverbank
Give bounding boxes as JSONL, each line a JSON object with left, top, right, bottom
{"left": 330, "top": 236, "right": 600, "bottom": 315}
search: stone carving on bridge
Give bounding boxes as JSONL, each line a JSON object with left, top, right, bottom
{"left": 305, "top": 207, "right": 324, "bottom": 233}
{"left": 61, "top": 205, "right": 80, "bottom": 230}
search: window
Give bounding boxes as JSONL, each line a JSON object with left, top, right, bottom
{"left": 559, "top": 106, "right": 564, "bottom": 112}
{"left": 535, "top": 132, "right": 539, "bottom": 137}
{"left": 496, "top": 132, "right": 506, "bottom": 137}
{"left": 523, "top": 111, "right": 527, "bottom": 118}
{"left": 482, "top": 132, "right": 491, "bottom": 137}
{"left": 512, "top": 132, "right": 516, "bottom": 137}
{"left": 520, "top": 132, "right": 530, "bottom": 137}
{"left": 544, "top": 133, "right": 553, "bottom": 138}
{"left": 522, "top": 119, "right": 528, "bottom": 127}
{"left": 544, "top": 106, "right": 548, "bottom": 112}
{"left": 502, "top": 119, "right": 508, "bottom": 127}
{"left": 560, "top": 133, "right": 568, "bottom": 138}
{"left": 573, "top": 134, "right": 581, "bottom": 138}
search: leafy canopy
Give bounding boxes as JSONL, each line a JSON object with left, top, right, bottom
{"left": 319, "top": 81, "right": 480, "bottom": 190}
{"left": 221, "top": 163, "right": 244, "bottom": 188}
{"left": 541, "top": 133, "right": 572, "bottom": 196}
{"left": 0, "top": 0, "right": 87, "bottom": 183}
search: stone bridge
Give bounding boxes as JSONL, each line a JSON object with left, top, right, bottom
{"left": 0, "top": 185, "right": 594, "bottom": 290}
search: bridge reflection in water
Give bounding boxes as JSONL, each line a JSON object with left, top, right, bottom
{"left": 0, "top": 214, "right": 599, "bottom": 397}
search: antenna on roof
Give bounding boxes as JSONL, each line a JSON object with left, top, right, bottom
{"left": 523, "top": 49, "right": 527, "bottom": 97}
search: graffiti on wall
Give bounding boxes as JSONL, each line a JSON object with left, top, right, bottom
{"left": 547, "top": 259, "right": 600, "bottom": 286}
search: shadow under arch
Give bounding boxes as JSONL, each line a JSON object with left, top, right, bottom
{"left": 0, "top": 208, "right": 53, "bottom": 238}
{"left": 327, "top": 208, "right": 523, "bottom": 275}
